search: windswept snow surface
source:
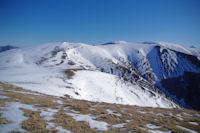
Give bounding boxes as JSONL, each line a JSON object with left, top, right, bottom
{"left": 70, "top": 70, "right": 175, "bottom": 107}
{"left": 1, "top": 41, "right": 199, "bottom": 108}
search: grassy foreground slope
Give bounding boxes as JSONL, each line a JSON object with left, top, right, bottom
{"left": 0, "top": 82, "right": 200, "bottom": 133}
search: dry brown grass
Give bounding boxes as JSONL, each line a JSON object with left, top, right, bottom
{"left": 0, "top": 81, "right": 200, "bottom": 133}
{"left": 52, "top": 108, "right": 98, "bottom": 133}
{"left": 0, "top": 117, "right": 9, "bottom": 124}
{"left": 64, "top": 68, "right": 84, "bottom": 79}
{"left": 65, "top": 69, "right": 75, "bottom": 79}
{"left": 21, "top": 108, "right": 48, "bottom": 132}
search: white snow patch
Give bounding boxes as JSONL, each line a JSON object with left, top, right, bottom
{"left": 0, "top": 87, "right": 3, "bottom": 90}
{"left": 176, "top": 125, "right": 198, "bottom": 133}
{"left": 64, "top": 106, "right": 71, "bottom": 111}
{"left": 46, "top": 122, "right": 73, "bottom": 133}
{"left": 195, "top": 113, "right": 200, "bottom": 117}
{"left": 0, "top": 91, "right": 7, "bottom": 94}
{"left": 67, "top": 113, "right": 109, "bottom": 131}
{"left": 156, "top": 113, "right": 164, "bottom": 116}
{"left": 46, "top": 122, "right": 56, "bottom": 128}
{"left": 70, "top": 109, "right": 80, "bottom": 113}
{"left": 146, "top": 124, "right": 162, "bottom": 129}
{"left": 182, "top": 112, "right": 192, "bottom": 117}
{"left": 112, "top": 123, "right": 126, "bottom": 128}
{"left": 176, "top": 114, "right": 184, "bottom": 120}
{"left": 106, "top": 109, "right": 121, "bottom": 116}
{"left": 188, "top": 122, "right": 198, "bottom": 126}
{"left": 147, "top": 130, "right": 171, "bottom": 133}
{"left": 56, "top": 126, "right": 73, "bottom": 133}
{"left": 53, "top": 100, "right": 63, "bottom": 104}
{"left": 137, "top": 110, "right": 147, "bottom": 114}
{"left": 40, "top": 108, "right": 58, "bottom": 121}
{"left": 0, "top": 95, "right": 9, "bottom": 99}
{"left": 168, "top": 112, "right": 173, "bottom": 116}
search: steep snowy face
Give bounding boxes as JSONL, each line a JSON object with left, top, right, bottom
{"left": 93, "top": 41, "right": 200, "bottom": 109}
{"left": 146, "top": 45, "right": 200, "bottom": 81}
{"left": 151, "top": 46, "right": 200, "bottom": 109}
{"left": 124, "top": 42, "right": 200, "bottom": 109}
{"left": 0, "top": 42, "right": 179, "bottom": 108}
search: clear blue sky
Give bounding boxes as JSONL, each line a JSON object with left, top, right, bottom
{"left": 0, "top": 0, "right": 200, "bottom": 47}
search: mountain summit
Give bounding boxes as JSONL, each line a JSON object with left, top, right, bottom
{"left": 0, "top": 41, "right": 199, "bottom": 109}
{"left": 0, "top": 45, "right": 18, "bottom": 52}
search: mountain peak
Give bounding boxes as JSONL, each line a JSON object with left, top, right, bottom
{"left": 102, "top": 40, "right": 128, "bottom": 45}
{"left": 0, "top": 45, "right": 18, "bottom": 52}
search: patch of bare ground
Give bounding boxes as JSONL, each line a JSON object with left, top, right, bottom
{"left": 0, "top": 117, "right": 10, "bottom": 124}
{"left": 0, "top": 81, "right": 200, "bottom": 133}
{"left": 68, "top": 60, "right": 75, "bottom": 65}
{"left": 21, "top": 108, "right": 57, "bottom": 132}
{"left": 64, "top": 68, "right": 83, "bottom": 79}
{"left": 52, "top": 108, "right": 98, "bottom": 133}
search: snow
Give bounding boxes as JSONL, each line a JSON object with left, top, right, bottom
{"left": 46, "top": 122, "right": 73, "bottom": 133}
{"left": 0, "top": 91, "right": 7, "bottom": 94}
{"left": 1, "top": 41, "right": 198, "bottom": 108}
{"left": 168, "top": 112, "right": 184, "bottom": 120}
{"left": 147, "top": 130, "right": 171, "bottom": 133}
{"left": 176, "top": 114, "right": 184, "bottom": 120}
{"left": 137, "top": 110, "right": 147, "bottom": 114}
{"left": 146, "top": 124, "right": 162, "bottom": 129}
{"left": 188, "top": 122, "right": 198, "bottom": 126}
{"left": 0, "top": 102, "right": 36, "bottom": 133}
{"left": 156, "top": 113, "right": 164, "bottom": 116}
{"left": 195, "top": 113, "right": 200, "bottom": 117}
{"left": 45, "top": 122, "right": 73, "bottom": 133}
{"left": 0, "top": 95, "right": 9, "bottom": 99}
{"left": 176, "top": 125, "right": 198, "bottom": 133}
{"left": 53, "top": 100, "right": 64, "bottom": 104}
{"left": 70, "top": 109, "right": 80, "bottom": 113}
{"left": 182, "top": 112, "right": 192, "bottom": 117}
{"left": 67, "top": 113, "right": 109, "bottom": 131}
{"left": 112, "top": 123, "right": 126, "bottom": 128}
{"left": 56, "top": 126, "right": 73, "bottom": 133}
{"left": 141, "top": 124, "right": 171, "bottom": 133}
{"left": 40, "top": 108, "right": 58, "bottom": 121}
{"left": 106, "top": 109, "right": 121, "bottom": 116}
{"left": 0, "top": 65, "right": 76, "bottom": 97}
{"left": 46, "top": 122, "right": 56, "bottom": 128}
{"left": 70, "top": 70, "right": 177, "bottom": 108}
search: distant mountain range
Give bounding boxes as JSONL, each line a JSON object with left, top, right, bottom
{"left": 0, "top": 45, "right": 18, "bottom": 52}
{"left": 0, "top": 41, "right": 199, "bottom": 109}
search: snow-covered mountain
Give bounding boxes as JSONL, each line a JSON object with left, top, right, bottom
{"left": 0, "top": 41, "right": 199, "bottom": 109}
{"left": 0, "top": 45, "right": 18, "bottom": 52}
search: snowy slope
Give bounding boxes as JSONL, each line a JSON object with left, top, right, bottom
{"left": 1, "top": 41, "right": 199, "bottom": 108}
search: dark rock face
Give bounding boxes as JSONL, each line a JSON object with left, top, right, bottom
{"left": 161, "top": 72, "right": 200, "bottom": 110}
{"left": 144, "top": 45, "right": 200, "bottom": 110}
{"left": 0, "top": 45, "right": 18, "bottom": 52}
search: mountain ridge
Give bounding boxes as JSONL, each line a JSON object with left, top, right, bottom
{"left": 0, "top": 45, "right": 18, "bottom": 52}
{"left": 0, "top": 41, "right": 199, "bottom": 109}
